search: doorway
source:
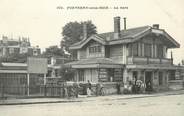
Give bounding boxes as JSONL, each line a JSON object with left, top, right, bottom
{"left": 158, "top": 72, "right": 163, "bottom": 85}
{"left": 133, "top": 71, "right": 138, "bottom": 83}
{"left": 145, "top": 71, "right": 153, "bottom": 91}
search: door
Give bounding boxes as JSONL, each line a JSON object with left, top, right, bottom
{"left": 133, "top": 71, "right": 138, "bottom": 84}
{"left": 158, "top": 72, "right": 163, "bottom": 85}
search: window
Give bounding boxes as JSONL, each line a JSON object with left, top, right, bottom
{"left": 144, "top": 43, "right": 151, "bottom": 57}
{"left": 20, "top": 76, "right": 26, "bottom": 85}
{"left": 9, "top": 48, "right": 14, "bottom": 54}
{"left": 97, "top": 46, "right": 101, "bottom": 52}
{"left": 46, "top": 70, "right": 52, "bottom": 77}
{"left": 128, "top": 44, "right": 132, "bottom": 56}
{"left": 89, "top": 45, "right": 101, "bottom": 53}
{"left": 55, "top": 69, "right": 58, "bottom": 77}
{"left": 132, "top": 43, "right": 138, "bottom": 56}
{"left": 157, "top": 44, "right": 163, "bottom": 58}
{"left": 79, "top": 70, "right": 84, "bottom": 81}
{"left": 168, "top": 70, "right": 176, "bottom": 80}
{"left": 175, "top": 70, "right": 182, "bottom": 80}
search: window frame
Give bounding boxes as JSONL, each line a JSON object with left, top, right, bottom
{"left": 88, "top": 44, "right": 102, "bottom": 54}
{"left": 78, "top": 70, "right": 84, "bottom": 82}
{"left": 132, "top": 43, "right": 138, "bottom": 56}
{"left": 144, "top": 43, "right": 152, "bottom": 57}
{"left": 157, "top": 44, "right": 164, "bottom": 58}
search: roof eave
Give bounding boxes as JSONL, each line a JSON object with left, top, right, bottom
{"left": 163, "top": 30, "right": 180, "bottom": 48}
{"left": 69, "top": 35, "right": 106, "bottom": 50}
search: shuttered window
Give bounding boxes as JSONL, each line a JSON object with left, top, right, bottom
{"left": 132, "top": 43, "right": 138, "bottom": 56}
{"left": 144, "top": 43, "right": 151, "bottom": 57}
{"left": 79, "top": 70, "right": 84, "bottom": 81}
{"left": 157, "top": 44, "right": 163, "bottom": 58}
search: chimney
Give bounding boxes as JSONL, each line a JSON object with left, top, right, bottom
{"left": 114, "top": 16, "right": 121, "bottom": 39}
{"left": 153, "top": 24, "right": 159, "bottom": 29}
{"left": 123, "top": 17, "right": 127, "bottom": 30}
{"left": 83, "top": 22, "right": 87, "bottom": 39}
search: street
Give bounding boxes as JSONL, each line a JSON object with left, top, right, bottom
{"left": 0, "top": 94, "right": 184, "bottom": 116}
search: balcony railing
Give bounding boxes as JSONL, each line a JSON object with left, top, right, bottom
{"left": 127, "top": 56, "right": 172, "bottom": 65}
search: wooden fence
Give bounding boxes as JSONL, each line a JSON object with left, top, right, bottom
{"left": 0, "top": 83, "right": 124, "bottom": 99}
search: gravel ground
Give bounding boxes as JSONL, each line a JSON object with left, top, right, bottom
{"left": 0, "top": 94, "right": 184, "bottom": 116}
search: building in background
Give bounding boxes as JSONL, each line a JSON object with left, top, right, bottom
{"left": 0, "top": 35, "right": 41, "bottom": 57}
{"left": 0, "top": 56, "right": 69, "bottom": 96}
{"left": 0, "top": 57, "right": 47, "bottom": 96}
{"left": 68, "top": 16, "right": 184, "bottom": 92}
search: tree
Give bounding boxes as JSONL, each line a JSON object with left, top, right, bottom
{"left": 59, "top": 64, "right": 75, "bottom": 81}
{"left": 42, "top": 45, "right": 66, "bottom": 58}
{"left": 61, "top": 21, "right": 97, "bottom": 52}
{"left": 182, "top": 60, "right": 184, "bottom": 65}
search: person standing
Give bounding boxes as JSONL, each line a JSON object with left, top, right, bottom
{"left": 87, "top": 80, "right": 92, "bottom": 97}
{"left": 63, "top": 82, "right": 68, "bottom": 98}
{"left": 116, "top": 82, "right": 121, "bottom": 94}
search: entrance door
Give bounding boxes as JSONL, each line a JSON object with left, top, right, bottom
{"left": 145, "top": 71, "right": 153, "bottom": 91}
{"left": 158, "top": 72, "right": 163, "bottom": 85}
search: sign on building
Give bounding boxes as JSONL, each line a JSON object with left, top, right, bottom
{"left": 27, "top": 57, "right": 47, "bottom": 74}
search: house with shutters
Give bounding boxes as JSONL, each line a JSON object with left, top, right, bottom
{"left": 67, "top": 16, "right": 183, "bottom": 91}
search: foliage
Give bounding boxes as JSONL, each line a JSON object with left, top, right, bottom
{"left": 59, "top": 64, "right": 74, "bottom": 81}
{"left": 61, "top": 21, "right": 97, "bottom": 52}
{"left": 182, "top": 60, "right": 184, "bottom": 65}
{"left": 42, "top": 45, "right": 66, "bottom": 58}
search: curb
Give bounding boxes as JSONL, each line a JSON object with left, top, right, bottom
{"left": 0, "top": 91, "right": 184, "bottom": 106}
{"left": 0, "top": 100, "right": 82, "bottom": 106}
{"left": 116, "top": 93, "right": 184, "bottom": 100}
{"left": 80, "top": 92, "right": 184, "bottom": 102}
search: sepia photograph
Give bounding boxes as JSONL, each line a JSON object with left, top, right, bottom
{"left": 0, "top": 0, "right": 184, "bottom": 116}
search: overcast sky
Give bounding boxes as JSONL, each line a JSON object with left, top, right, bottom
{"left": 0, "top": 0, "right": 183, "bottom": 64}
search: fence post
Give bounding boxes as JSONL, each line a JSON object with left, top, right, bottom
{"left": 24, "top": 84, "right": 26, "bottom": 96}
{"left": 27, "top": 73, "right": 30, "bottom": 96}
{"left": 60, "top": 86, "right": 63, "bottom": 98}
{"left": 1, "top": 84, "right": 4, "bottom": 99}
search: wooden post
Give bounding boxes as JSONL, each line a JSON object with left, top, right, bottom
{"left": 44, "top": 74, "right": 46, "bottom": 85}
{"left": 43, "top": 74, "right": 47, "bottom": 97}
{"left": 98, "top": 68, "right": 100, "bottom": 82}
{"left": 27, "top": 73, "right": 30, "bottom": 96}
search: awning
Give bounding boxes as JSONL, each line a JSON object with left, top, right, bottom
{"left": 65, "top": 58, "right": 124, "bottom": 69}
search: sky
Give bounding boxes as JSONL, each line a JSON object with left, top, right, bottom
{"left": 0, "top": 0, "right": 183, "bottom": 64}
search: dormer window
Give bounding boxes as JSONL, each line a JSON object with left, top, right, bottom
{"left": 89, "top": 45, "right": 101, "bottom": 53}
{"left": 89, "top": 41, "right": 102, "bottom": 54}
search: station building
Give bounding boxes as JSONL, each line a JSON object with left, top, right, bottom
{"left": 67, "top": 17, "right": 184, "bottom": 92}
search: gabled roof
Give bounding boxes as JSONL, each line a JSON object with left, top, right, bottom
{"left": 70, "top": 26, "right": 180, "bottom": 49}
{"left": 98, "top": 26, "right": 151, "bottom": 40}
{"left": 70, "top": 35, "right": 107, "bottom": 49}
